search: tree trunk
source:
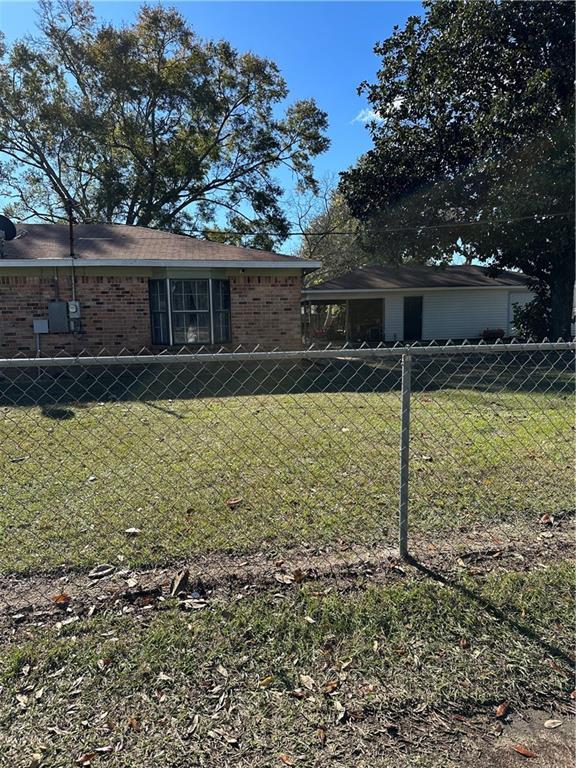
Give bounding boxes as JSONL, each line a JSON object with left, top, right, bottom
{"left": 549, "top": 255, "right": 575, "bottom": 339}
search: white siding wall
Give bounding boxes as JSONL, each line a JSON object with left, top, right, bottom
{"left": 382, "top": 288, "right": 533, "bottom": 341}
{"left": 423, "top": 290, "right": 511, "bottom": 340}
{"left": 384, "top": 294, "right": 404, "bottom": 341}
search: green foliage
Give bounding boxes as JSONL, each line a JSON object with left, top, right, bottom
{"left": 339, "top": 0, "right": 575, "bottom": 337}
{"left": 512, "top": 293, "right": 552, "bottom": 341}
{"left": 0, "top": 0, "right": 329, "bottom": 248}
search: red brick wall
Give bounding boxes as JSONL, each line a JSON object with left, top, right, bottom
{"left": 230, "top": 273, "right": 302, "bottom": 349}
{"left": 0, "top": 271, "right": 303, "bottom": 357}
{"left": 0, "top": 274, "right": 150, "bottom": 357}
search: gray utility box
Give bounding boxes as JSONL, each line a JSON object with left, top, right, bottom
{"left": 33, "top": 318, "right": 49, "bottom": 334}
{"left": 48, "top": 301, "right": 70, "bottom": 333}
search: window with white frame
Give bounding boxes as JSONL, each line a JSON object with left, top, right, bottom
{"left": 149, "top": 278, "right": 231, "bottom": 345}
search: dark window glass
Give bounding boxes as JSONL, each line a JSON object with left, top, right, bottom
{"left": 172, "top": 312, "right": 211, "bottom": 344}
{"left": 149, "top": 278, "right": 231, "bottom": 345}
{"left": 171, "top": 279, "right": 210, "bottom": 344}
{"left": 212, "top": 279, "right": 231, "bottom": 343}
{"left": 171, "top": 280, "right": 209, "bottom": 312}
{"left": 149, "top": 280, "right": 170, "bottom": 345}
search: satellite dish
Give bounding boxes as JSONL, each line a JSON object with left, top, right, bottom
{"left": 0, "top": 215, "right": 17, "bottom": 241}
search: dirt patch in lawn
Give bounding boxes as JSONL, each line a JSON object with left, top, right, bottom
{"left": 459, "top": 707, "right": 575, "bottom": 768}
{"left": 1, "top": 526, "right": 573, "bottom": 634}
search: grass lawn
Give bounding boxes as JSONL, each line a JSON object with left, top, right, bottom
{"left": 0, "top": 376, "right": 573, "bottom": 575}
{"left": 0, "top": 357, "right": 573, "bottom": 766}
{"left": 0, "top": 560, "right": 573, "bottom": 767}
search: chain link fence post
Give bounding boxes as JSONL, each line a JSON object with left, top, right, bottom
{"left": 399, "top": 351, "right": 412, "bottom": 559}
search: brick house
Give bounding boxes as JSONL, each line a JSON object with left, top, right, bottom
{"left": 0, "top": 223, "right": 320, "bottom": 356}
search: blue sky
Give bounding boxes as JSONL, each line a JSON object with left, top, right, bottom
{"left": 0, "top": 0, "right": 422, "bottom": 243}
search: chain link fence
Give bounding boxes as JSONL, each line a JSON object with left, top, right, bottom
{"left": 0, "top": 341, "right": 573, "bottom": 615}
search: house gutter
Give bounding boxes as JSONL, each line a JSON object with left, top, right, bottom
{"left": 0, "top": 258, "right": 321, "bottom": 270}
{"left": 302, "top": 285, "right": 530, "bottom": 299}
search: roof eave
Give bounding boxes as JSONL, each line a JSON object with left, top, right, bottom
{"left": 302, "top": 284, "right": 529, "bottom": 297}
{"left": 0, "top": 258, "right": 321, "bottom": 270}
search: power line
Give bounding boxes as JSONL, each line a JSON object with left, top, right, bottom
{"left": 188, "top": 210, "right": 573, "bottom": 238}
{"left": 15, "top": 209, "right": 573, "bottom": 241}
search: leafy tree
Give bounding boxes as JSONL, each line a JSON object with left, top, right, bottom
{"left": 339, "top": 0, "right": 575, "bottom": 338}
{"left": 0, "top": 0, "right": 328, "bottom": 249}
{"left": 294, "top": 178, "right": 368, "bottom": 282}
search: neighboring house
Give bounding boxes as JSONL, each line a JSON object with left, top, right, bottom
{"left": 0, "top": 223, "right": 319, "bottom": 357}
{"left": 302, "top": 263, "right": 533, "bottom": 344}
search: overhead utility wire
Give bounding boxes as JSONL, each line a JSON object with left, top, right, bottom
{"left": 15, "top": 210, "right": 572, "bottom": 237}
{"left": 191, "top": 211, "right": 573, "bottom": 238}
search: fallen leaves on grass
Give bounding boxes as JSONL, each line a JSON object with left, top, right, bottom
{"left": 543, "top": 719, "right": 562, "bottom": 729}
{"left": 333, "top": 700, "right": 348, "bottom": 723}
{"left": 170, "top": 568, "right": 195, "bottom": 598}
{"left": 274, "top": 568, "right": 306, "bottom": 585}
{"left": 207, "top": 728, "right": 238, "bottom": 746}
{"left": 321, "top": 680, "right": 339, "bottom": 694}
{"left": 259, "top": 675, "right": 275, "bottom": 688}
{"left": 279, "top": 754, "right": 295, "bottom": 766}
{"left": 275, "top": 572, "right": 295, "bottom": 585}
{"left": 512, "top": 744, "right": 537, "bottom": 758}
{"left": 226, "top": 497, "right": 243, "bottom": 509}
{"left": 76, "top": 754, "right": 97, "bottom": 765}
{"left": 292, "top": 568, "right": 305, "bottom": 583}
{"left": 544, "top": 658, "right": 565, "bottom": 673}
{"left": 15, "top": 693, "right": 28, "bottom": 709}
{"left": 88, "top": 564, "right": 115, "bottom": 579}
{"left": 51, "top": 592, "right": 71, "bottom": 608}
{"left": 299, "top": 674, "right": 315, "bottom": 690}
{"left": 128, "top": 717, "right": 141, "bottom": 732}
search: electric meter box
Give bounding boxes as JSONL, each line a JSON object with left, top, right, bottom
{"left": 48, "top": 301, "right": 70, "bottom": 333}
{"left": 68, "top": 301, "right": 81, "bottom": 319}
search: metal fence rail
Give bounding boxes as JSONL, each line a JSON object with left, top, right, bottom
{"left": 0, "top": 341, "right": 573, "bottom": 613}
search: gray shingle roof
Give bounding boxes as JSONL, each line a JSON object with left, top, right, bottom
{"left": 306, "top": 263, "right": 529, "bottom": 291}
{"left": 2, "top": 223, "right": 313, "bottom": 265}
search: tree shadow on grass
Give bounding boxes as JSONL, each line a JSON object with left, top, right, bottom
{"left": 406, "top": 556, "right": 574, "bottom": 668}
{"left": 40, "top": 405, "right": 75, "bottom": 420}
{"left": 0, "top": 350, "right": 573, "bottom": 407}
